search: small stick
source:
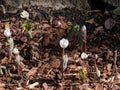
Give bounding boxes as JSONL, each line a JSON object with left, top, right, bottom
{"left": 64, "top": 73, "right": 79, "bottom": 76}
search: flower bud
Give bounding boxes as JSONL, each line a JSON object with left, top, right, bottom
{"left": 60, "top": 38, "right": 69, "bottom": 49}
{"left": 81, "top": 52, "right": 88, "bottom": 59}
{"left": 20, "top": 10, "right": 29, "bottom": 19}
{"left": 4, "top": 29, "right": 12, "bottom": 37}
{"left": 81, "top": 25, "right": 86, "bottom": 32}
{"left": 13, "top": 47, "right": 19, "bottom": 55}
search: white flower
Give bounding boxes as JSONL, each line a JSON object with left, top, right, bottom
{"left": 20, "top": 10, "right": 29, "bottom": 19}
{"left": 13, "top": 47, "right": 19, "bottom": 55}
{"left": 81, "top": 25, "right": 86, "bottom": 32}
{"left": 4, "top": 29, "right": 12, "bottom": 37}
{"left": 60, "top": 38, "right": 69, "bottom": 49}
{"left": 81, "top": 52, "right": 88, "bottom": 59}
{"left": 63, "top": 54, "right": 68, "bottom": 71}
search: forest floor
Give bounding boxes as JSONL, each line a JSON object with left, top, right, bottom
{"left": 0, "top": 7, "right": 120, "bottom": 90}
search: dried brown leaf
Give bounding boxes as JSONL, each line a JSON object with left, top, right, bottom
{"left": 26, "top": 67, "right": 38, "bottom": 77}
{"left": 50, "top": 58, "right": 61, "bottom": 68}
{"left": 95, "top": 83, "right": 103, "bottom": 90}
{"left": 106, "top": 64, "right": 112, "bottom": 72}
{"left": 42, "top": 82, "right": 48, "bottom": 90}
{"left": 85, "top": 18, "right": 94, "bottom": 24}
{"left": 27, "top": 82, "right": 39, "bottom": 89}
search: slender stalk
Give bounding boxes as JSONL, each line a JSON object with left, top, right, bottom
{"left": 62, "top": 48, "right": 65, "bottom": 81}
{"left": 62, "top": 48, "right": 65, "bottom": 57}
{"left": 82, "top": 42, "right": 87, "bottom": 53}
{"left": 8, "top": 50, "right": 12, "bottom": 62}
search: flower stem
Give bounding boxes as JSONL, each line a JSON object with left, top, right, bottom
{"left": 62, "top": 48, "right": 65, "bottom": 81}
{"left": 8, "top": 50, "right": 12, "bottom": 62}
{"left": 62, "top": 48, "right": 65, "bottom": 57}
{"left": 82, "top": 42, "right": 87, "bottom": 53}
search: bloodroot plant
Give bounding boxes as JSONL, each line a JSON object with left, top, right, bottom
{"left": 67, "top": 24, "right": 87, "bottom": 52}
{"left": 20, "top": 10, "right": 32, "bottom": 39}
{"left": 59, "top": 38, "right": 69, "bottom": 80}
{"left": 4, "top": 22, "right": 14, "bottom": 62}
{"left": 79, "top": 25, "right": 87, "bottom": 52}
{"left": 94, "top": 54, "right": 101, "bottom": 78}
{"left": 13, "top": 47, "right": 21, "bottom": 75}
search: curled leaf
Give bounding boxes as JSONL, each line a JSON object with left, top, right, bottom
{"left": 113, "top": 7, "right": 120, "bottom": 15}
{"left": 63, "top": 54, "right": 68, "bottom": 71}
{"left": 23, "top": 21, "right": 32, "bottom": 39}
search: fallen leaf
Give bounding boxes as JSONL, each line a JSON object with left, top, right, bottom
{"left": 1, "top": 57, "right": 8, "bottom": 64}
{"left": 42, "top": 82, "right": 48, "bottom": 90}
{"left": 27, "top": 82, "right": 39, "bottom": 89}
{"left": 116, "top": 74, "right": 120, "bottom": 79}
{"left": 85, "top": 87, "right": 93, "bottom": 90}
{"left": 0, "top": 88, "right": 5, "bottom": 90}
{"left": 106, "top": 50, "right": 113, "bottom": 60}
{"left": 57, "top": 83, "right": 63, "bottom": 90}
{"left": 26, "top": 67, "right": 38, "bottom": 77}
{"left": 95, "top": 83, "right": 103, "bottom": 90}
{"left": 106, "top": 64, "right": 112, "bottom": 72}
{"left": 0, "top": 82, "right": 5, "bottom": 88}
{"left": 85, "top": 18, "right": 94, "bottom": 24}
{"left": 50, "top": 58, "right": 61, "bottom": 68}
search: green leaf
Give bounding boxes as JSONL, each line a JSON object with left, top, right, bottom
{"left": 23, "top": 21, "right": 32, "bottom": 39}
{"left": 113, "top": 7, "right": 120, "bottom": 15}
{"left": 23, "top": 21, "right": 32, "bottom": 31}
{"left": 67, "top": 24, "right": 80, "bottom": 39}
{"left": 79, "top": 68, "right": 86, "bottom": 82}
{"left": 6, "top": 38, "right": 14, "bottom": 46}
{"left": 28, "top": 30, "right": 32, "bottom": 39}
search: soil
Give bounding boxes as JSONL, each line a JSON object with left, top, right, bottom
{"left": 0, "top": 7, "right": 120, "bottom": 90}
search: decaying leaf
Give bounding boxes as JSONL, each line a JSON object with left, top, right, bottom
{"left": 106, "top": 64, "right": 112, "bottom": 72}
{"left": 42, "top": 82, "right": 48, "bottom": 90}
{"left": 27, "top": 82, "right": 39, "bottom": 89}
{"left": 95, "top": 83, "right": 103, "bottom": 90}
{"left": 113, "top": 7, "right": 120, "bottom": 15}
{"left": 26, "top": 67, "right": 38, "bottom": 77}
{"left": 0, "top": 82, "right": 5, "bottom": 88}
{"left": 5, "top": 22, "right": 10, "bottom": 30}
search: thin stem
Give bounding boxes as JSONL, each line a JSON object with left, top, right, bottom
{"left": 62, "top": 48, "right": 65, "bottom": 81}
{"left": 62, "top": 48, "right": 65, "bottom": 57}
{"left": 82, "top": 42, "right": 87, "bottom": 53}
{"left": 8, "top": 50, "right": 12, "bottom": 62}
